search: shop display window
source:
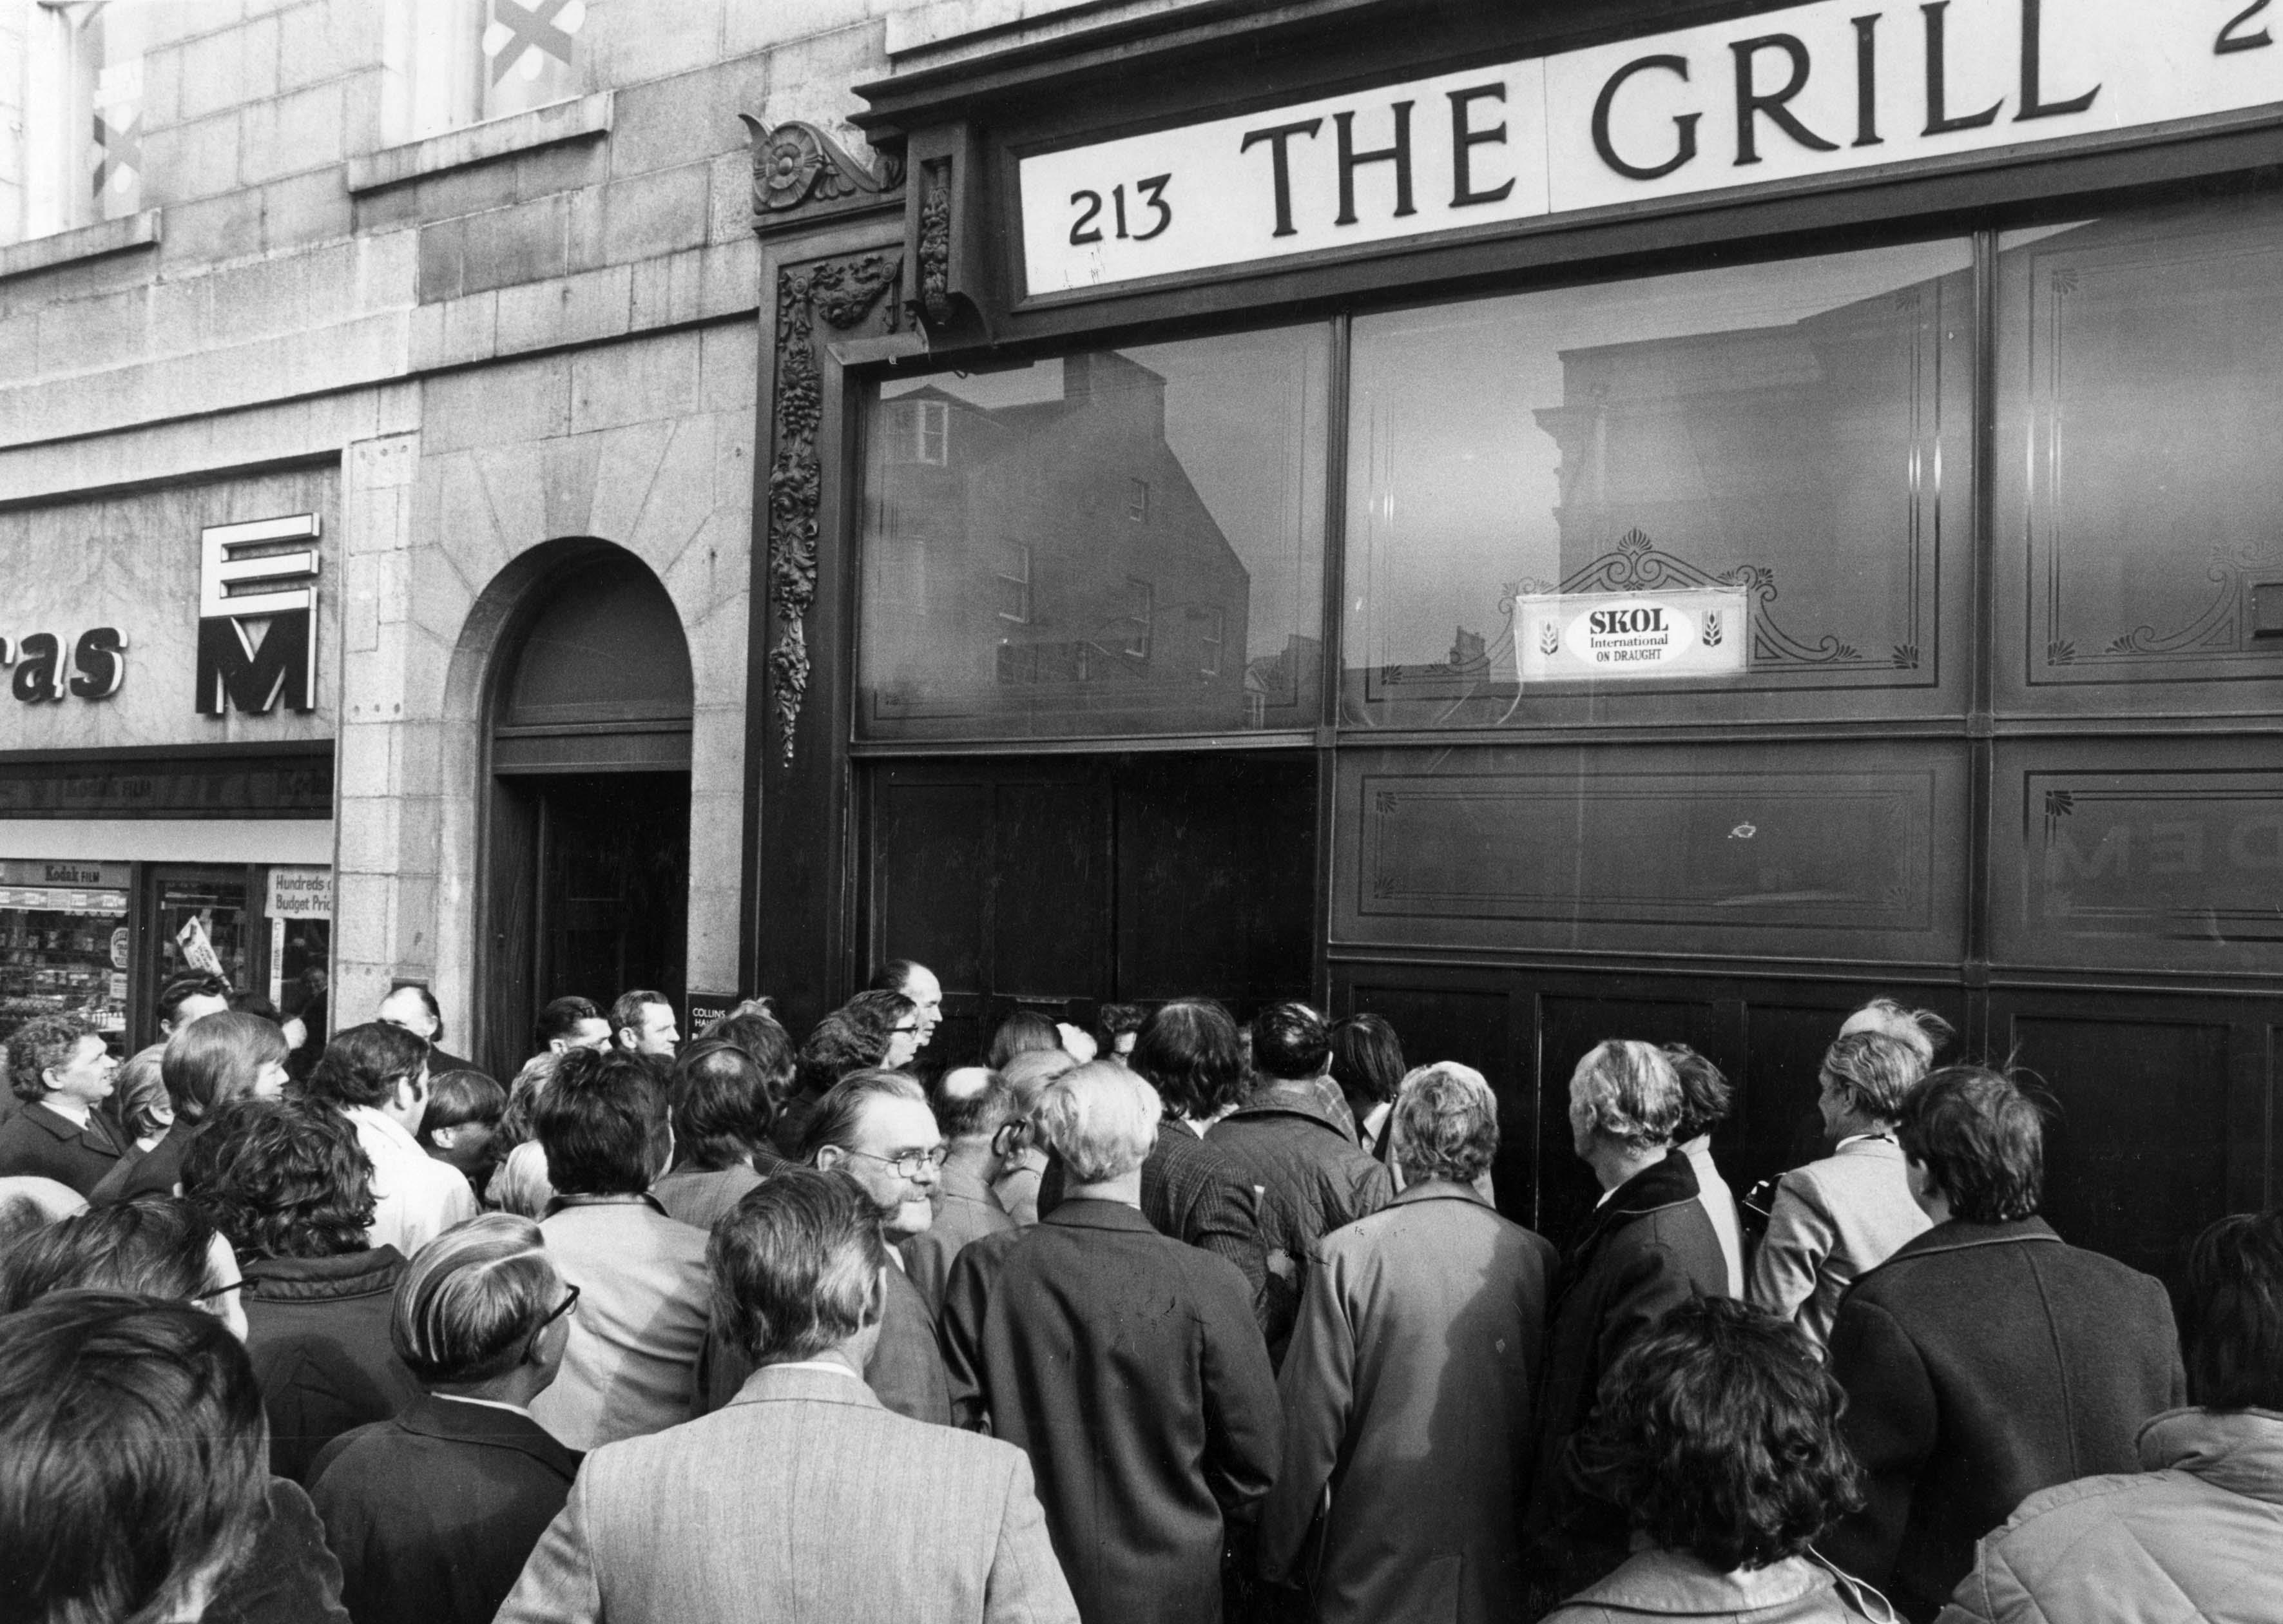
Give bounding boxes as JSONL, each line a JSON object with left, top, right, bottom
{"left": 149, "top": 871, "right": 251, "bottom": 1007}
{"left": 856, "top": 325, "right": 1330, "bottom": 741}
{"left": 0, "top": 864, "right": 130, "bottom": 1044}
{"left": 1997, "top": 190, "right": 2283, "bottom": 704}
{"left": 1342, "top": 238, "right": 1972, "bottom": 723}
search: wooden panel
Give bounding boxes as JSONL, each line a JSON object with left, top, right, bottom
{"left": 1336, "top": 973, "right": 1528, "bottom": 1226}
{"left": 872, "top": 778, "right": 993, "bottom": 992}
{"left": 2000, "top": 1001, "right": 2242, "bottom": 1286}
{"left": 993, "top": 779, "right": 1109, "bottom": 999}
{"left": 1334, "top": 740, "right": 1965, "bottom": 963}
{"left": 1117, "top": 755, "right": 1315, "bottom": 1004}
{"left": 1994, "top": 738, "right": 2283, "bottom": 976}
{"left": 1536, "top": 987, "right": 1728, "bottom": 1250}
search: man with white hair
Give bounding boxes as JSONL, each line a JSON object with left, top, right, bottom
{"left": 1523, "top": 1039, "right": 1729, "bottom": 1604}
{"left": 941, "top": 1061, "right": 1280, "bottom": 1624}
{"left": 1260, "top": 1062, "right": 1556, "bottom": 1623}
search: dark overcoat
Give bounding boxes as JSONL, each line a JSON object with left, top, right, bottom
{"left": 308, "top": 1393, "right": 582, "bottom": 1624}
{"left": 1822, "top": 1217, "right": 2186, "bottom": 1620}
{"left": 941, "top": 1198, "right": 1281, "bottom": 1624}
{"left": 1523, "top": 1149, "right": 1729, "bottom": 1593}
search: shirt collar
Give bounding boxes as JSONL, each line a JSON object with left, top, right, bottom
{"left": 346, "top": 1105, "right": 421, "bottom": 1152}
{"left": 1835, "top": 1130, "right": 1895, "bottom": 1151}
{"left": 431, "top": 1392, "right": 535, "bottom": 1420}
{"left": 543, "top": 1191, "right": 670, "bottom": 1217}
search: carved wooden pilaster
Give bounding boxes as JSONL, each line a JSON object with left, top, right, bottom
{"left": 765, "top": 253, "right": 901, "bottom": 764}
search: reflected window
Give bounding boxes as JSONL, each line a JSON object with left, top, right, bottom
{"left": 21, "top": 0, "right": 160, "bottom": 242}
{"left": 857, "top": 327, "right": 1329, "bottom": 740}
{"left": 1999, "top": 193, "right": 2283, "bottom": 696}
{"left": 1344, "top": 240, "right": 1971, "bottom": 721}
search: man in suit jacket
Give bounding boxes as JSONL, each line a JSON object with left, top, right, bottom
{"left": 1525, "top": 1041, "right": 1729, "bottom": 1601}
{"left": 1209, "top": 1003, "right": 1392, "bottom": 1364}
{"left": 0, "top": 1016, "right": 125, "bottom": 1196}
{"left": 1259, "top": 1063, "right": 1556, "bottom": 1624}
{"left": 525, "top": 1050, "right": 709, "bottom": 1449}
{"left": 1749, "top": 1030, "right": 1932, "bottom": 1353}
{"left": 310, "top": 1215, "right": 583, "bottom": 1624}
{"left": 1824, "top": 1068, "right": 2185, "bottom": 1621}
{"left": 943, "top": 1062, "right": 1280, "bottom": 1624}
{"left": 903, "top": 1067, "right": 1019, "bottom": 1319}
{"left": 497, "top": 1169, "right": 1075, "bottom": 1624}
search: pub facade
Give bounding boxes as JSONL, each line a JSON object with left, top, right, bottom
{"left": 752, "top": 0, "right": 2283, "bottom": 1271}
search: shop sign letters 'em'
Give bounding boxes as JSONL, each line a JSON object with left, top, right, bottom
{"left": 197, "top": 514, "right": 320, "bottom": 717}
{"left": 1021, "top": 0, "right": 2283, "bottom": 295}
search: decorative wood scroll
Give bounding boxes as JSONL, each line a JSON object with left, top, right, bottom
{"left": 744, "top": 117, "right": 903, "bottom": 222}
{"left": 766, "top": 253, "right": 901, "bottom": 764}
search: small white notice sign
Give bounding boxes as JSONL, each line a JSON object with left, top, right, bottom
{"left": 1517, "top": 589, "right": 1748, "bottom": 681}
{"left": 265, "top": 866, "right": 332, "bottom": 919}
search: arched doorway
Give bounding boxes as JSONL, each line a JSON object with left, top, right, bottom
{"left": 479, "top": 546, "right": 692, "bottom": 1077}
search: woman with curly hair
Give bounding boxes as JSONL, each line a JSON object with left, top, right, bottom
{"left": 1544, "top": 1297, "right": 1894, "bottom": 1623}
{"left": 184, "top": 1096, "right": 421, "bottom": 1484}
{"left": 769, "top": 991, "right": 917, "bottom": 1158}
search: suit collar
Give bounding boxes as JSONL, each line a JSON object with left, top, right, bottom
{"left": 1563, "top": 1149, "right": 1700, "bottom": 1263}
{"left": 1226, "top": 1078, "right": 1358, "bottom": 1143}
{"left": 1389, "top": 1178, "right": 1490, "bottom": 1210}
{"left": 406, "top": 1393, "right": 582, "bottom": 1478}
{"left": 1041, "top": 1196, "right": 1156, "bottom": 1234}
{"left": 729, "top": 1360, "right": 886, "bottom": 1410}
{"left": 1881, "top": 1214, "right": 2059, "bottom": 1266}
{"left": 22, "top": 1100, "right": 121, "bottom": 1155}
{"left": 544, "top": 1191, "right": 670, "bottom": 1218}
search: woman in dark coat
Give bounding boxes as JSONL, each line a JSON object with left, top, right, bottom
{"left": 184, "top": 1097, "right": 421, "bottom": 1484}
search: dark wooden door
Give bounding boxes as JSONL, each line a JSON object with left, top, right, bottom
{"left": 867, "top": 752, "right": 1316, "bottom": 1067}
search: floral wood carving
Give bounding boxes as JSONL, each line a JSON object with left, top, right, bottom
{"left": 766, "top": 254, "right": 901, "bottom": 765}
{"left": 744, "top": 117, "right": 904, "bottom": 218}
{"left": 916, "top": 159, "right": 952, "bottom": 324}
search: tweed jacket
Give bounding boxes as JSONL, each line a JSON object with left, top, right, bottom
{"left": 1258, "top": 1181, "right": 1557, "bottom": 1624}
{"left": 240, "top": 1247, "right": 421, "bottom": 1484}
{"left": 1935, "top": 1406, "right": 2283, "bottom": 1624}
{"left": 309, "top": 1393, "right": 582, "bottom": 1624}
{"left": 1748, "top": 1134, "right": 1930, "bottom": 1354}
{"left": 0, "top": 1098, "right": 124, "bottom": 1195}
{"left": 495, "top": 1363, "right": 1077, "bottom": 1624}
{"left": 1524, "top": 1150, "right": 1730, "bottom": 1592}
{"left": 1822, "top": 1217, "right": 2186, "bottom": 1621}
{"left": 530, "top": 1194, "right": 711, "bottom": 1449}
{"left": 651, "top": 1161, "right": 765, "bottom": 1233}
{"left": 1208, "top": 1081, "right": 1394, "bottom": 1363}
{"left": 942, "top": 1199, "right": 1282, "bottom": 1624}
{"left": 903, "top": 1154, "right": 1018, "bottom": 1320}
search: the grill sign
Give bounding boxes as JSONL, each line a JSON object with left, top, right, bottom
{"left": 1519, "top": 589, "right": 1748, "bottom": 682}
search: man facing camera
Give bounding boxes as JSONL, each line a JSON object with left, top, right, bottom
{"left": 496, "top": 1170, "right": 1077, "bottom": 1624}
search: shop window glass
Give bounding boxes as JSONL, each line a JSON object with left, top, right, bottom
{"left": 1344, "top": 239, "right": 1972, "bottom": 724}
{"left": 149, "top": 872, "right": 250, "bottom": 1020}
{"left": 858, "top": 325, "right": 1329, "bottom": 741}
{"left": 385, "top": 0, "right": 584, "bottom": 145}
{"left": 1998, "top": 192, "right": 2283, "bottom": 702}
{"left": 0, "top": 865, "right": 130, "bottom": 1043}
{"left": 20, "top": 0, "right": 158, "bottom": 243}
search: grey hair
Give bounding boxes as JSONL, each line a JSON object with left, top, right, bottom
{"left": 1820, "top": 1030, "right": 1927, "bottom": 1123}
{"left": 1838, "top": 998, "right": 1952, "bottom": 1067}
{"left": 390, "top": 1213, "right": 560, "bottom": 1386}
{"left": 1570, "top": 1040, "right": 1683, "bottom": 1152}
{"left": 1032, "top": 1061, "right": 1159, "bottom": 1184}
{"left": 1389, "top": 1063, "right": 1500, "bottom": 1186}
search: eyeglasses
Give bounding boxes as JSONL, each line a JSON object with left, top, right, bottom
{"left": 525, "top": 1284, "right": 580, "bottom": 1358}
{"left": 845, "top": 1145, "right": 948, "bottom": 1179}
{"left": 189, "top": 1277, "right": 241, "bottom": 1304}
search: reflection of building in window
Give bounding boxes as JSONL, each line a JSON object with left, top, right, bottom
{"left": 865, "top": 352, "right": 1253, "bottom": 732}
{"left": 21, "top": 0, "right": 143, "bottom": 242}
{"left": 994, "top": 546, "right": 1033, "bottom": 624}
{"left": 1122, "top": 578, "right": 1154, "bottom": 661}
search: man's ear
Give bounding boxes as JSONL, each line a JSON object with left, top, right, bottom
{"left": 814, "top": 1144, "right": 845, "bottom": 1173}
{"left": 430, "top": 1125, "right": 460, "bottom": 1149}
{"left": 862, "top": 1264, "right": 889, "bottom": 1330}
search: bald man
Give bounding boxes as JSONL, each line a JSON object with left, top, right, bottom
{"left": 903, "top": 1067, "right": 1018, "bottom": 1320}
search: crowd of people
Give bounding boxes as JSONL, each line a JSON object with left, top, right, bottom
{"left": 0, "top": 966, "right": 2275, "bottom": 1624}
